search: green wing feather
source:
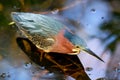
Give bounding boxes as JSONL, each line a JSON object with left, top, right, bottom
{"left": 11, "top": 12, "right": 65, "bottom": 50}
{"left": 11, "top": 12, "right": 64, "bottom": 37}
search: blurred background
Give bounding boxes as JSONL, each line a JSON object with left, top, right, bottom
{"left": 0, "top": 0, "right": 120, "bottom": 80}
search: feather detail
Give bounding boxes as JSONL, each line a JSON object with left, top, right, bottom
{"left": 50, "top": 30, "right": 74, "bottom": 54}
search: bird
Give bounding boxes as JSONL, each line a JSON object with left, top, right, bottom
{"left": 11, "top": 12, "right": 104, "bottom": 80}
{"left": 11, "top": 12, "right": 104, "bottom": 62}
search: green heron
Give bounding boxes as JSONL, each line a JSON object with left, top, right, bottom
{"left": 11, "top": 12, "right": 103, "bottom": 62}
{"left": 11, "top": 12, "right": 104, "bottom": 80}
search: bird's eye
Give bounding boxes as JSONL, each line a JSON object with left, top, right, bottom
{"left": 72, "top": 45, "right": 80, "bottom": 53}
{"left": 75, "top": 45, "right": 80, "bottom": 48}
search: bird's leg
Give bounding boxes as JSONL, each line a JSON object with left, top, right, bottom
{"left": 40, "top": 52, "right": 43, "bottom": 62}
{"left": 37, "top": 49, "right": 45, "bottom": 62}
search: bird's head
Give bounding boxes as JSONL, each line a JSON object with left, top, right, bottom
{"left": 64, "top": 30, "right": 104, "bottom": 62}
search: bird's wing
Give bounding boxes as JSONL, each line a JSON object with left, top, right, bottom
{"left": 11, "top": 12, "right": 68, "bottom": 51}
{"left": 11, "top": 12, "right": 65, "bottom": 37}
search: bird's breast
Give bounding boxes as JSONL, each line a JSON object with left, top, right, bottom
{"left": 50, "top": 30, "right": 75, "bottom": 54}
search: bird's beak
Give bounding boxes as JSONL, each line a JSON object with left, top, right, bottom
{"left": 83, "top": 48, "right": 104, "bottom": 62}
